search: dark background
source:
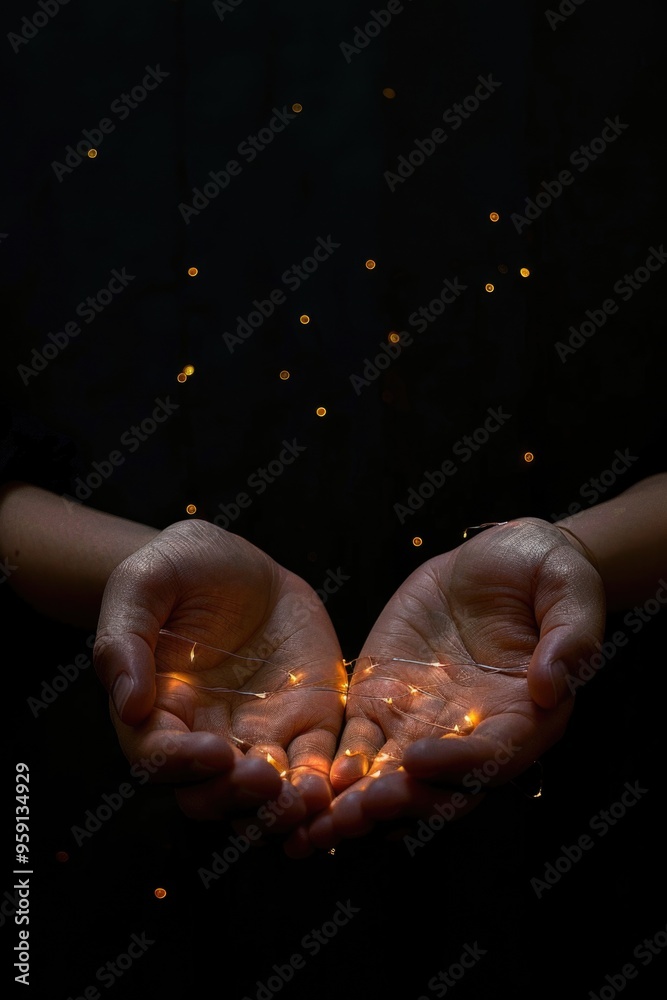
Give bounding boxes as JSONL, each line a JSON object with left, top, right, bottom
{"left": 2, "top": 1, "right": 666, "bottom": 997}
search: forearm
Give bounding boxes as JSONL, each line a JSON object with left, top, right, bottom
{"left": 0, "top": 480, "right": 159, "bottom": 629}
{"left": 554, "top": 473, "right": 667, "bottom": 612}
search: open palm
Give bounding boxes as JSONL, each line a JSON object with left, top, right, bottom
{"left": 94, "top": 519, "right": 346, "bottom": 826}
{"left": 295, "top": 518, "right": 605, "bottom": 852}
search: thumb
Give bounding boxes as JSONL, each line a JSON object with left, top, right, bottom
{"left": 527, "top": 543, "right": 606, "bottom": 709}
{"left": 94, "top": 547, "right": 178, "bottom": 725}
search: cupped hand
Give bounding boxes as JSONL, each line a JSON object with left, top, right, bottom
{"left": 290, "top": 518, "right": 605, "bottom": 853}
{"left": 93, "top": 519, "right": 346, "bottom": 827}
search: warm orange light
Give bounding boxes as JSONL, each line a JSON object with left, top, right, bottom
{"left": 524, "top": 452, "right": 534, "bottom": 463}
{"left": 279, "top": 370, "right": 290, "bottom": 380}
{"left": 316, "top": 406, "right": 327, "bottom": 417}
{"left": 520, "top": 267, "right": 531, "bottom": 277}
{"left": 388, "top": 331, "right": 400, "bottom": 343}
{"left": 183, "top": 364, "right": 195, "bottom": 375}
{"left": 485, "top": 283, "right": 495, "bottom": 293}
{"left": 154, "top": 888, "right": 167, "bottom": 899}
{"left": 383, "top": 87, "right": 396, "bottom": 98}
{"left": 186, "top": 504, "right": 197, "bottom": 514}
{"left": 292, "top": 103, "right": 303, "bottom": 113}
{"left": 365, "top": 259, "right": 376, "bottom": 270}
{"left": 412, "top": 537, "right": 423, "bottom": 547}
{"left": 177, "top": 372, "right": 187, "bottom": 383}
{"left": 187, "top": 267, "right": 198, "bottom": 277}
{"left": 87, "top": 149, "right": 98, "bottom": 159}
{"left": 299, "top": 314, "right": 310, "bottom": 325}
{"left": 489, "top": 211, "right": 500, "bottom": 222}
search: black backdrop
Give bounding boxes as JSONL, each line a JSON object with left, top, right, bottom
{"left": 2, "top": 2, "right": 666, "bottom": 998}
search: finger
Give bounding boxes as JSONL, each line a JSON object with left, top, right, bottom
{"left": 286, "top": 729, "right": 337, "bottom": 815}
{"left": 402, "top": 705, "right": 569, "bottom": 786}
{"left": 174, "top": 757, "right": 284, "bottom": 821}
{"left": 330, "top": 717, "right": 385, "bottom": 791}
{"left": 110, "top": 705, "right": 236, "bottom": 781}
{"left": 360, "top": 769, "right": 485, "bottom": 823}
{"left": 95, "top": 631, "right": 158, "bottom": 726}
{"left": 527, "top": 546, "right": 606, "bottom": 708}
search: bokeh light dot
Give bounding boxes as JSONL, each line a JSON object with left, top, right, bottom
{"left": 186, "top": 504, "right": 197, "bottom": 514}
{"left": 87, "top": 149, "right": 98, "bottom": 159}
{"left": 388, "top": 331, "right": 400, "bottom": 343}
{"left": 365, "top": 259, "right": 376, "bottom": 270}
{"left": 382, "top": 87, "right": 396, "bottom": 99}
{"left": 187, "top": 267, "right": 198, "bottom": 277}
{"left": 177, "top": 372, "right": 187, "bottom": 383}
{"left": 183, "top": 364, "right": 195, "bottom": 375}
{"left": 292, "top": 103, "right": 302, "bottom": 113}
{"left": 299, "top": 314, "right": 310, "bottom": 325}
{"left": 154, "top": 888, "right": 167, "bottom": 899}
{"left": 412, "top": 537, "right": 423, "bottom": 547}
{"left": 316, "top": 407, "right": 327, "bottom": 417}
{"left": 520, "top": 267, "right": 531, "bottom": 277}
{"left": 489, "top": 211, "right": 500, "bottom": 222}
{"left": 485, "top": 283, "right": 495, "bottom": 293}
{"left": 279, "top": 370, "right": 290, "bottom": 380}
{"left": 524, "top": 452, "right": 535, "bottom": 463}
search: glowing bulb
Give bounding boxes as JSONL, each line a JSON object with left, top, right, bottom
{"left": 489, "top": 211, "right": 500, "bottom": 222}
{"left": 524, "top": 451, "right": 534, "bottom": 463}
{"left": 388, "top": 331, "right": 400, "bottom": 343}
{"left": 412, "top": 537, "right": 423, "bottom": 547}
{"left": 520, "top": 267, "right": 530, "bottom": 277}
{"left": 185, "top": 504, "right": 197, "bottom": 514}
{"left": 316, "top": 406, "right": 327, "bottom": 417}
{"left": 183, "top": 364, "right": 195, "bottom": 375}
{"left": 485, "top": 283, "right": 495, "bottom": 293}
{"left": 187, "top": 267, "right": 198, "bottom": 277}
{"left": 154, "top": 888, "right": 167, "bottom": 899}
{"left": 292, "top": 103, "right": 303, "bottom": 113}
{"left": 365, "top": 259, "right": 376, "bottom": 270}
{"left": 299, "top": 314, "right": 310, "bottom": 325}
{"left": 87, "top": 148, "right": 98, "bottom": 159}
{"left": 177, "top": 372, "right": 187, "bottom": 383}
{"left": 279, "top": 370, "right": 290, "bottom": 380}
{"left": 288, "top": 672, "right": 298, "bottom": 683}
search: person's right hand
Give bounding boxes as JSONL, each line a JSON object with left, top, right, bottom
{"left": 93, "top": 519, "right": 347, "bottom": 830}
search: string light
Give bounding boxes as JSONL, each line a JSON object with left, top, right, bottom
{"left": 154, "top": 888, "right": 167, "bottom": 899}
{"left": 185, "top": 504, "right": 197, "bottom": 514}
{"left": 316, "top": 406, "right": 327, "bottom": 417}
{"left": 299, "top": 314, "right": 310, "bottom": 325}
{"left": 388, "top": 331, "right": 400, "bottom": 343}
{"left": 292, "top": 103, "right": 303, "bottom": 113}
{"left": 520, "top": 267, "right": 531, "bottom": 277}
{"left": 412, "top": 536, "right": 423, "bottom": 547}
{"left": 177, "top": 372, "right": 187, "bottom": 383}
{"left": 524, "top": 451, "right": 534, "bottom": 463}
{"left": 87, "top": 149, "right": 97, "bottom": 159}
{"left": 489, "top": 211, "right": 500, "bottom": 222}
{"left": 187, "top": 267, "right": 198, "bottom": 277}
{"left": 153, "top": 632, "right": 528, "bottom": 780}
{"left": 365, "top": 259, "right": 376, "bottom": 269}
{"left": 279, "top": 370, "right": 290, "bottom": 380}
{"left": 485, "top": 283, "right": 495, "bottom": 293}
{"left": 183, "top": 364, "right": 195, "bottom": 375}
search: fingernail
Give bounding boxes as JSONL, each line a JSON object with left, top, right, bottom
{"left": 549, "top": 660, "right": 569, "bottom": 705}
{"left": 111, "top": 672, "right": 134, "bottom": 718}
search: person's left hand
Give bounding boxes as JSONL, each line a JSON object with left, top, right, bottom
{"left": 285, "top": 518, "right": 605, "bottom": 855}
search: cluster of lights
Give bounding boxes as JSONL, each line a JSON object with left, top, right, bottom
{"left": 177, "top": 363, "right": 195, "bottom": 383}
